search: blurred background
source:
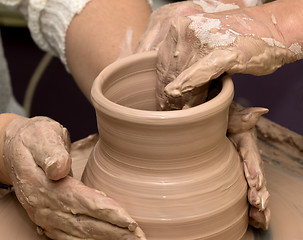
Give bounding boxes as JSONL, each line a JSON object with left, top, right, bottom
{"left": 1, "top": 3, "right": 302, "bottom": 142}
{"left": 0, "top": 4, "right": 97, "bottom": 142}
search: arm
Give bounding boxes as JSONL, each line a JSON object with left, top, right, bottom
{"left": 66, "top": 0, "right": 151, "bottom": 99}
{"left": 0, "top": 0, "right": 152, "bottom": 100}
{"left": 0, "top": 1, "right": 152, "bottom": 238}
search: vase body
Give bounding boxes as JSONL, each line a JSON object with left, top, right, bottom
{"left": 82, "top": 52, "right": 248, "bottom": 240}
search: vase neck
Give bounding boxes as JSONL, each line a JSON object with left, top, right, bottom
{"left": 96, "top": 109, "right": 230, "bottom": 171}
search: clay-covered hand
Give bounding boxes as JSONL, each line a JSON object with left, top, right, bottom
{"left": 228, "top": 103, "right": 270, "bottom": 230}
{"left": 135, "top": 1, "right": 205, "bottom": 53}
{"left": 3, "top": 116, "right": 145, "bottom": 240}
{"left": 157, "top": 6, "right": 302, "bottom": 109}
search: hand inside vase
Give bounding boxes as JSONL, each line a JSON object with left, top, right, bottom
{"left": 156, "top": 4, "right": 301, "bottom": 109}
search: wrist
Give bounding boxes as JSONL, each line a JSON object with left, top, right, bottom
{"left": 0, "top": 114, "right": 24, "bottom": 185}
{"left": 258, "top": 0, "right": 303, "bottom": 48}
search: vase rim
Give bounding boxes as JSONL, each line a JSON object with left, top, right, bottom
{"left": 91, "top": 51, "right": 234, "bottom": 125}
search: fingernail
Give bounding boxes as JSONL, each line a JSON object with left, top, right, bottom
{"left": 181, "top": 86, "right": 194, "bottom": 93}
{"left": 165, "top": 88, "right": 182, "bottom": 97}
{"left": 128, "top": 221, "right": 138, "bottom": 232}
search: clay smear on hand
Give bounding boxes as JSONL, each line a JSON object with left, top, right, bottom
{"left": 228, "top": 104, "right": 270, "bottom": 230}
{"left": 163, "top": 14, "right": 302, "bottom": 102}
{"left": 156, "top": 11, "right": 294, "bottom": 230}
{"left": 188, "top": 14, "right": 238, "bottom": 47}
{"left": 189, "top": 13, "right": 302, "bottom": 58}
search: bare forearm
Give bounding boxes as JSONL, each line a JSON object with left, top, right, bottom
{"left": 245, "top": 0, "right": 303, "bottom": 48}
{"left": 66, "top": 0, "right": 151, "bottom": 99}
{"left": 265, "top": 0, "right": 303, "bottom": 47}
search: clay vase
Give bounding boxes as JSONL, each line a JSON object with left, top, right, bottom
{"left": 82, "top": 51, "right": 248, "bottom": 240}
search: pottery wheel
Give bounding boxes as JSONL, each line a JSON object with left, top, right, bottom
{"left": 0, "top": 119, "right": 302, "bottom": 240}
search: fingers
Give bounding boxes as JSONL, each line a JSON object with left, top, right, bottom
{"left": 4, "top": 116, "right": 145, "bottom": 239}
{"left": 69, "top": 177, "right": 138, "bottom": 231}
{"left": 248, "top": 186, "right": 270, "bottom": 211}
{"left": 156, "top": 16, "right": 205, "bottom": 110}
{"left": 37, "top": 209, "right": 145, "bottom": 240}
{"left": 8, "top": 156, "right": 142, "bottom": 238}
{"left": 228, "top": 103, "right": 269, "bottom": 134}
{"left": 36, "top": 175, "right": 138, "bottom": 232}
{"left": 242, "top": 145, "right": 264, "bottom": 190}
{"left": 164, "top": 49, "right": 239, "bottom": 98}
{"left": 45, "top": 229, "right": 92, "bottom": 240}
{"left": 6, "top": 137, "right": 139, "bottom": 235}
{"left": 249, "top": 207, "right": 271, "bottom": 230}
{"left": 135, "top": 1, "right": 205, "bottom": 53}
{"left": 228, "top": 117, "right": 270, "bottom": 230}
{"left": 45, "top": 228, "right": 145, "bottom": 240}
{"left": 20, "top": 117, "right": 72, "bottom": 180}
{"left": 230, "top": 129, "right": 267, "bottom": 191}
{"left": 11, "top": 170, "right": 144, "bottom": 239}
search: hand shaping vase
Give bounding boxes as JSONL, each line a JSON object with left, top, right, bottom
{"left": 82, "top": 51, "right": 248, "bottom": 240}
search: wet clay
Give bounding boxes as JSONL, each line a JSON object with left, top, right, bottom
{"left": 82, "top": 51, "right": 248, "bottom": 240}
{"left": 162, "top": 34, "right": 300, "bottom": 100}
{"left": 0, "top": 51, "right": 303, "bottom": 239}
{"left": 228, "top": 104, "right": 270, "bottom": 230}
{"left": 1, "top": 123, "right": 303, "bottom": 239}
{"left": 1, "top": 116, "right": 146, "bottom": 240}
{"left": 156, "top": 13, "right": 302, "bottom": 108}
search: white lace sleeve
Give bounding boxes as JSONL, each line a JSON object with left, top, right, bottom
{"left": 0, "top": 0, "right": 92, "bottom": 70}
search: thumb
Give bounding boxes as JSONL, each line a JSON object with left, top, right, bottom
{"left": 42, "top": 127, "right": 72, "bottom": 181}
{"left": 228, "top": 106, "right": 269, "bottom": 134}
{"left": 43, "top": 128, "right": 72, "bottom": 180}
{"left": 22, "top": 117, "right": 72, "bottom": 181}
{"left": 164, "top": 48, "right": 239, "bottom": 97}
